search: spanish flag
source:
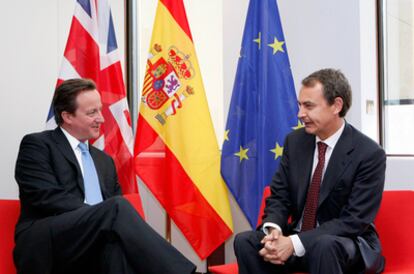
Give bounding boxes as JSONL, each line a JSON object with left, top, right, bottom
{"left": 134, "top": 0, "right": 233, "bottom": 259}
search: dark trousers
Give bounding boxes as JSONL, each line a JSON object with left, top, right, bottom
{"left": 234, "top": 230, "right": 364, "bottom": 274}
{"left": 14, "top": 196, "right": 196, "bottom": 274}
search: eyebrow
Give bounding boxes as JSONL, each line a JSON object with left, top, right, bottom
{"left": 298, "top": 100, "right": 315, "bottom": 106}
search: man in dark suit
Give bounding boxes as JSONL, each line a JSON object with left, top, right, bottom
{"left": 234, "top": 69, "right": 386, "bottom": 274}
{"left": 14, "top": 78, "right": 196, "bottom": 274}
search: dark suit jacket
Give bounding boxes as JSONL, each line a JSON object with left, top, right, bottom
{"left": 14, "top": 127, "right": 122, "bottom": 237}
{"left": 262, "top": 123, "right": 386, "bottom": 273}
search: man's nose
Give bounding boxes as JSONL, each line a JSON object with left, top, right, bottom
{"left": 97, "top": 111, "right": 105, "bottom": 123}
{"left": 297, "top": 107, "right": 305, "bottom": 119}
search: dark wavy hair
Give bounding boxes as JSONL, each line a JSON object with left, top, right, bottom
{"left": 52, "top": 78, "right": 96, "bottom": 125}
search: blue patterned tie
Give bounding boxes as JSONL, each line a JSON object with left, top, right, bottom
{"left": 78, "top": 142, "right": 103, "bottom": 205}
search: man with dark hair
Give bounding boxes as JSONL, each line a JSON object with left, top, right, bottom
{"left": 235, "top": 69, "right": 385, "bottom": 274}
{"left": 14, "top": 78, "right": 196, "bottom": 274}
{"left": 52, "top": 78, "right": 97, "bottom": 125}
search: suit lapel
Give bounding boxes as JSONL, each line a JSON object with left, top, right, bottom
{"left": 52, "top": 128, "right": 85, "bottom": 193}
{"left": 297, "top": 134, "right": 316, "bottom": 211}
{"left": 319, "top": 124, "right": 354, "bottom": 206}
{"left": 89, "top": 147, "right": 108, "bottom": 198}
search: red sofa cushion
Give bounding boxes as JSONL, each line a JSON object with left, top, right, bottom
{"left": 208, "top": 263, "right": 307, "bottom": 274}
{"left": 0, "top": 200, "right": 20, "bottom": 274}
{"left": 256, "top": 186, "right": 271, "bottom": 228}
{"left": 208, "top": 263, "right": 238, "bottom": 274}
{"left": 375, "top": 191, "right": 414, "bottom": 273}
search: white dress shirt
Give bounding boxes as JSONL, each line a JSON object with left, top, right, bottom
{"left": 263, "top": 121, "right": 345, "bottom": 257}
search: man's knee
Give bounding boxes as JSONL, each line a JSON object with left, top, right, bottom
{"left": 308, "top": 234, "right": 355, "bottom": 259}
{"left": 103, "top": 196, "right": 128, "bottom": 207}
{"left": 310, "top": 235, "right": 340, "bottom": 253}
{"left": 234, "top": 231, "right": 262, "bottom": 256}
{"left": 99, "top": 196, "right": 145, "bottom": 232}
{"left": 307, "top": 235, "right": 361, "bottom": 273}
{"left": 92, "top": 196, "right": 138, "bottom": 227}
{"left": 101, "top": 196, "right": 136, "bottom": 215}
{"left": 234, "top": 231, "right": 250, "bottom": 252}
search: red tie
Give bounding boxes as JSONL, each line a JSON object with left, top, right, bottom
{"left": 301, "top": 141, "right": 328, "bottom": 231}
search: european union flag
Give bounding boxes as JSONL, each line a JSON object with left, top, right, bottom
{"left": 221, "top": 0, "right": 301, "bottom": 228}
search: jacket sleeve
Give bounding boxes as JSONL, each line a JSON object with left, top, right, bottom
{"left": 15, "top": 134, "right": 86, "bottom": 216}
{"left": 261, "top": 135, "right": 292, "bottom": 232}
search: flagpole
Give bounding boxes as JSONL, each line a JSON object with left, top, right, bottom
{"left": 127, "top": 0, "right": 173, "bottom": 245}
{"left": 165, "top": 214, "right": 172, "bottom": 243}
{"left": 125, "top": 0, "right": 139, "bottom": 132}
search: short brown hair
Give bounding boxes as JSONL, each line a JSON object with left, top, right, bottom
{"left": 302, "top": 68, "right": 352, "bottom": 117}
{"left": 52, "top": 78, "right": 97, "bottom": 125}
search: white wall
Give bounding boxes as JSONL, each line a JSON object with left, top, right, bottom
{"left": 1, "top": 1, "right": 58, "bottom": 199}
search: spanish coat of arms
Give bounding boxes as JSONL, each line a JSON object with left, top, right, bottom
{"left": 142, "top": 44, "right": 195, "bottom": 125}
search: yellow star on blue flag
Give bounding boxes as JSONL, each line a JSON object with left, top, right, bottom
{"left": 268, "top": 37, "right": 285, "bottom": 54}
{"left": 292, "top": 120, "right": 304, "bottom": 130}
{"left": 270, "top": 143, "right": 283, "bottom": 160}
{"left": 254, "top": 32, "right": 261, "bottom": 49}
{"left": 235, "top": 146, "right": 249, "bottom": 162}
{"left": 224, "top": 129, "right": 230, "bottom": 141}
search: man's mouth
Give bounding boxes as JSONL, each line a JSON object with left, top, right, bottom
{"left": 303, "top": 122, "right": 313, "bottom": 127}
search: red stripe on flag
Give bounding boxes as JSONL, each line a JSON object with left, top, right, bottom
{"left": 96, "top": 63, "right": 137, "bottom": 195}
{"left": 123, "top": 110, "right": 132, "bottom": 127}
{"left": 160, "top": 0, "right": 193, "bottom": 41}
{"left": 98, "top": 62, "right": 127, "bottom": 101}
{"left": 143, "top": 78, "right": 152, "bottom": 90}
{"left": 135, "top": 115, "right": 232, "bottom": 259}
{"left": 64, "top": 17, "right": 100, "bottom": 79}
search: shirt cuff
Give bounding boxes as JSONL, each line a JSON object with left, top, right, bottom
{"left": 262, "top": 222, "right": 282, "bottom": 235}
{"left": 289, "top": 234, "right": 306, "bottom": 257}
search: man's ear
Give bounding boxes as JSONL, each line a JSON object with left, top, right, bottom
{"left": 61, "top": 111, "right": 73, "bottom": 125}
{"left": 333, "top": 97, "right": 344, "bottom": 115}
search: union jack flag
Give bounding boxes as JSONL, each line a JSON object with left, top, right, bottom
{"left": 46, "top": 0, "right": 140, "bottom": 198}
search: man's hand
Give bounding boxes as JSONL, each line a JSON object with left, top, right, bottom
{"left": 271, "top": 234, "right": 294, "bottom": 263}
{"left": 259, "top": 230, "right": 294, "bottom": 265}
{"left": 261, "top": 228, "right": 281, "bottom": 243}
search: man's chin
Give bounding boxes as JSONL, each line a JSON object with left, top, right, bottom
{"left": 89, "top": 130, "right": 101, "bottom": 140}
{"left": 304, "top": 126, "right": 316, "bottom": 135}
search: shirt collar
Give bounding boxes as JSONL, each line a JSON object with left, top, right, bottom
{"left": 315, "top": 121, "right": 345, "bottom": 149}
{"left": 60, "top": 127, "right": 89, "bottom": 150}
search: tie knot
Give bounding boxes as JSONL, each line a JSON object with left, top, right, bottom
{"left": 78, "top": 142, "right": 88, "bottom": 153}
{"left": 317, "top": 141, "right": 328, "bottom": 155}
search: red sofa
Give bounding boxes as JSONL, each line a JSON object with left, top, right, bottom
{"left": 0, "top": 194, "right": 144, "bottom": 274}
{"left": 209, "top": 190, "right": 414, "bottom": 274}
{"left": 1, "top": 192, "right": 413, "bottom": 273}
{"left": 0, "top": 200, "right": 20, "bottom": 274}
